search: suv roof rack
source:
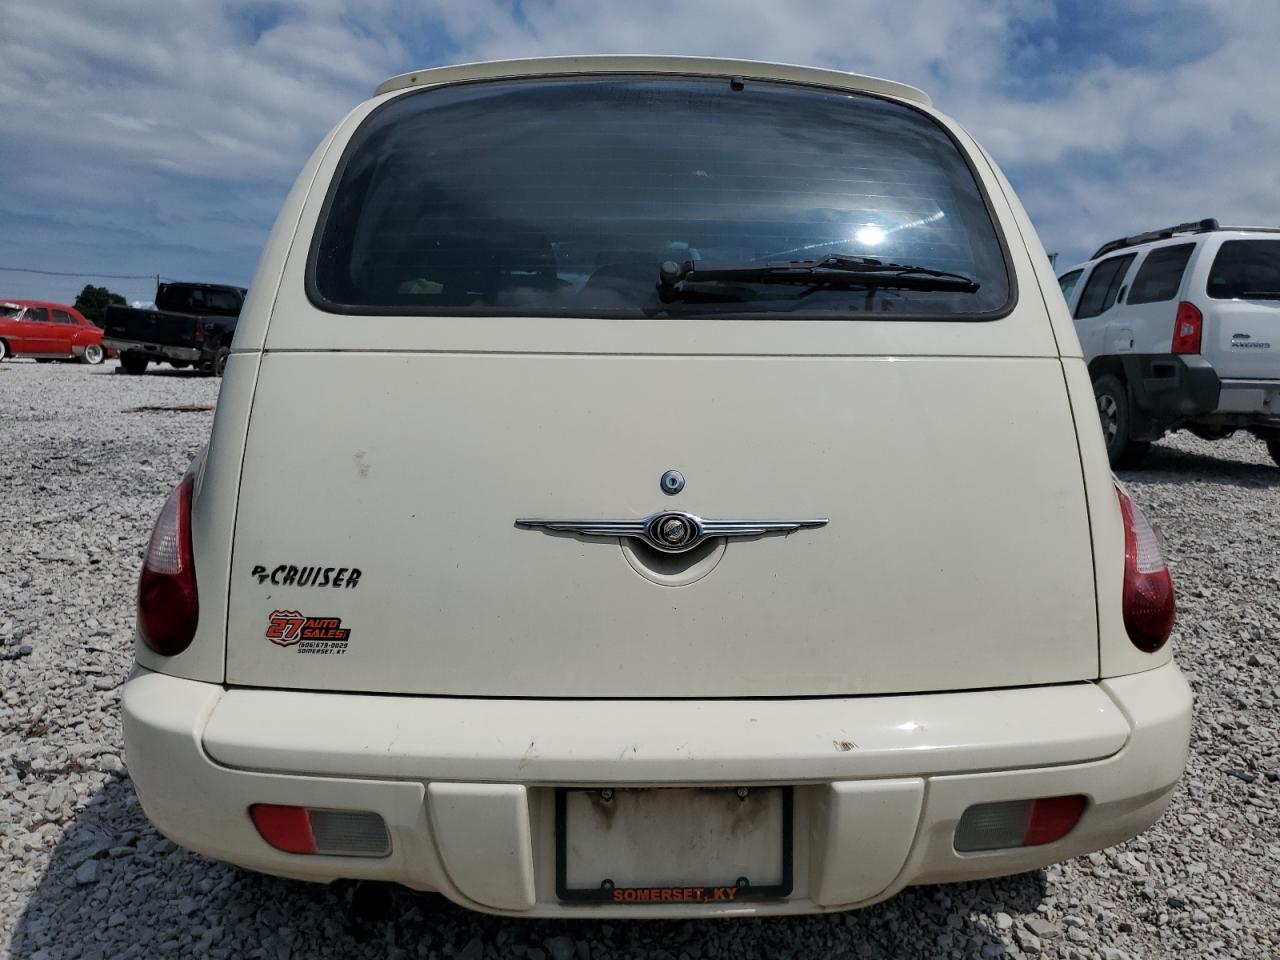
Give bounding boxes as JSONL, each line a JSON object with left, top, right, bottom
{"left": 1090, "top": 219, "right": 1220, "bottom": 260}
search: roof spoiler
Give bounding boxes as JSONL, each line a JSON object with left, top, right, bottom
{"left": 374, "top": 56, "right": 931, "bottom": 106}
{"left": 1090, "top": 219, "right": 1220, "bottom": 260}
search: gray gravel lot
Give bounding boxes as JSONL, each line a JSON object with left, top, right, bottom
{"left": 2, "top": 360, "right": 1278, "bottom": 959}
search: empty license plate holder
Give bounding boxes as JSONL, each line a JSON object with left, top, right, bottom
{"left": 555, "top": 786, "right": 793, "bottom": 904}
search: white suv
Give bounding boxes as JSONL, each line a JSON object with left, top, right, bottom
{"left": 1058, "top": 219, "right": 1280, "bottom": 467}
{"left": 121, "top": 56, "right": 1191, "bottom": 917}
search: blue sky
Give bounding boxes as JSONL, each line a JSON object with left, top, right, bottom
{"left": 1, "top": 0, "right": 1277, "bottom": 305}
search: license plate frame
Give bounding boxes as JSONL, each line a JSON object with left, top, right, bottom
{"left": 555, "top": 786, "right": 793, "bottom": 904}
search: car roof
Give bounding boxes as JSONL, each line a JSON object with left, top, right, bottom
{"left": 1058, "top": 226, "right": 1280, "bottom": 279}
{"left": 374, "top": 55, "right": 931, "bottom": 106}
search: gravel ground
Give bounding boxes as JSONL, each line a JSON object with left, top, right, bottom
{"left": 2, "top": 359, "right": 1278, "bottom": 960}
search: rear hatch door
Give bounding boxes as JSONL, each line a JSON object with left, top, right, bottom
{"left": 223, "top": 72, "right": 1098, "bottom": 698}
{"left": 1200, "top": 237, "right": 1280, "bottom": 378}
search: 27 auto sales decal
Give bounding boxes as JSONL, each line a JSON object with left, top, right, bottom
{"left": 266, "top": 610, "right": 351, "bottom": 655}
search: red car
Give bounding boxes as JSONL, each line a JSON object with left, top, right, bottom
{"left": 0, "top": 300, "right": 112, "bottom": 364}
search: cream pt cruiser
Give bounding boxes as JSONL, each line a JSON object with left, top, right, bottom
{"left": 122, "top": 56, "right": 1192, "bottom": 917}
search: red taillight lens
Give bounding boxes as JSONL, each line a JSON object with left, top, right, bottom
{"left": 137, "top": 474, "right": 199, "bottom": 655}
{"left": 1024, "top": 795, "right": 1087, "bottom": 845}
{"left": 1116, "top": 486, "right": 1175, "bottom": 652}
{"left": 250, "top": 804, "right": 317, "bottom": 854}
{"left": 1171, "top": 301, "right": 1202, "bottom": 354}
{"left": 194, "top": 319, "right": 205, "bottom": 342}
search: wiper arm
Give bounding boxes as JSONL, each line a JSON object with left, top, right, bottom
{"left": 657, "top": 254, "right": 979, "bottom": 302}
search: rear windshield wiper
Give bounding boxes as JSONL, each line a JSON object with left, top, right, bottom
{"left": 657, "top": 254, "right": 980, "bottom": 303}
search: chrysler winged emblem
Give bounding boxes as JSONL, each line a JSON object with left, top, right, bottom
{"left": 515, "top": 510, "right": 828, "bottom": 554}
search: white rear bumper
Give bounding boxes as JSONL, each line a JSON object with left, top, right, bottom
{"left": 1216, "top": 378, "right": 1280, "bottom": 416}
{"left": 122, "top": 663, "right": 1191, "bottom": 917}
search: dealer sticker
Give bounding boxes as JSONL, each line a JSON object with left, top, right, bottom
{"left": 266, "top": 610, "right": 351, "bottom": 655}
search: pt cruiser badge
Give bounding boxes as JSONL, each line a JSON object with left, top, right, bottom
{"left": 515, "top": 511, "right": 828, "bottom": 554}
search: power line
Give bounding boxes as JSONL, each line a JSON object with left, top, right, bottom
{"left": 0, "top": 265, "right": 171, "bottom": 281}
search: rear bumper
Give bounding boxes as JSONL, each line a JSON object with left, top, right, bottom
{"left": 1215, "top": 378, "right": 1280, "bottom": 418}
{"left": 122, "top": 663, "right": 1191, "bottom": 917}
{"left": 102, "top": 338, "right": 202, "bottom": 362}
{"left": 1120, "top": 356, "right": 1280, "bottom": 429}
{"left": 1120, "top": 354, "right": 1220, "bottom": 436}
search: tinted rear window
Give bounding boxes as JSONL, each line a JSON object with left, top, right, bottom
{"left": 1127, "top": 243, "right": 1193, "bottom": 305}
{"left": 1074, "top": 254, "right": 1135, "bottom": 320}
{"left": 157, "top": 286, "right": 243, "bottom": 315}
{"left": 1207, "top": 240, "right": 1280, "bottom": 299}
{"left": 311, "top": 76, "right": 1012, "bottom": 319}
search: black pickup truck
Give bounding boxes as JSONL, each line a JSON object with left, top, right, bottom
{"left": 102, "top": 282, "right": 246, "bottom": 375}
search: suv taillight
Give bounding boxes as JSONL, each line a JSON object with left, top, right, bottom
{"left": 1171, "top": 301, "right": 1202, "bottom": 354}
{"left": 1115, "top": 486, "right": 1175, "bottom": 652}
{"left": 194, "top": 319, "right": 205, "bottom": 342}
{"left": 138, "top": 474, "right": 199, "bottom": 655}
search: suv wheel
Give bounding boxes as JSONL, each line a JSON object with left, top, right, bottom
{"left": 1093, "top": 374, "right": 1150, "bottom": 469}
{"left": 121, "top": 353, "right": 149, "bottom": 376}
{"left": 1264, "top": 436, "right": 1280, "bottom": 469}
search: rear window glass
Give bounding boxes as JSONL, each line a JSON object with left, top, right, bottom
{"left": 1127, "top": 244, "right": 1193, "bottom": 305}
{"left": 1074, "top": 254, "right": 1135, "bottom": 320}
{"left": 1207, "top": 240, "right": 1280, "bottom": 300}
{"left": 1057, "top": 269, "right": 1082, "bottom": 303}
{"left": 157, "top": 286, "right": 243, "bottom": 315}
{"left": 311, "top": 76, "right": 1012, "bottom": 319}
{"left": 0, "top": 304, "right": 22, "bottom": 318}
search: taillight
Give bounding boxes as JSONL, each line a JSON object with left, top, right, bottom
{"left": 194, "top": 319, "right": 205, "bottom": 342}
{"left": 250, "top": 804, "right": 315, "bottom": 854}
{"left": 1116, "top": 486, "right": 1175, "bottom": 652}
{"left": 137, "top": 474, "right": 198, "bottom": 655}
{"left": 1171, "top": 301, "right": 1202, "bottom": 354}
{"left": 249, "top": 804, "right": 391, "bottom": 857}
{"left": 954, "top": 795, "right": 1086, "bottom": 851}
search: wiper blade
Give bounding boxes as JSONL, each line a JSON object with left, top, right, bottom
{"left": 657, "top": 254, "right": 979, "bottom": 302}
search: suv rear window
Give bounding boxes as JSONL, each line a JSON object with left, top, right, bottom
{"left": 1127, "top": 243, "right": 1193, "bottom": 304}
{"left": 1207, "top": 240, "right": 1280, "bottom": 300}
{"left": 1074, "top": 254, "right": 1135, "bottom": 320}
{"left": 311, "top": 76, "right": 1012, "bottom": 319}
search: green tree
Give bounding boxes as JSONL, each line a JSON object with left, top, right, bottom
{"left": 74, "top": 284, "right": 127, "bottom": 325}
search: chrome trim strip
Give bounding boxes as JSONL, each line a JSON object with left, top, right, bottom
{"left": 515, "top": 511, "right": 827, "bottom": 554}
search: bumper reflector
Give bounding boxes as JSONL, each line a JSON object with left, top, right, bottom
{"left": 250, "top": 804, "right": 390, "bottom": 857}
{"left": 954, "top": 795, "right": 1085, "bottom": 852}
